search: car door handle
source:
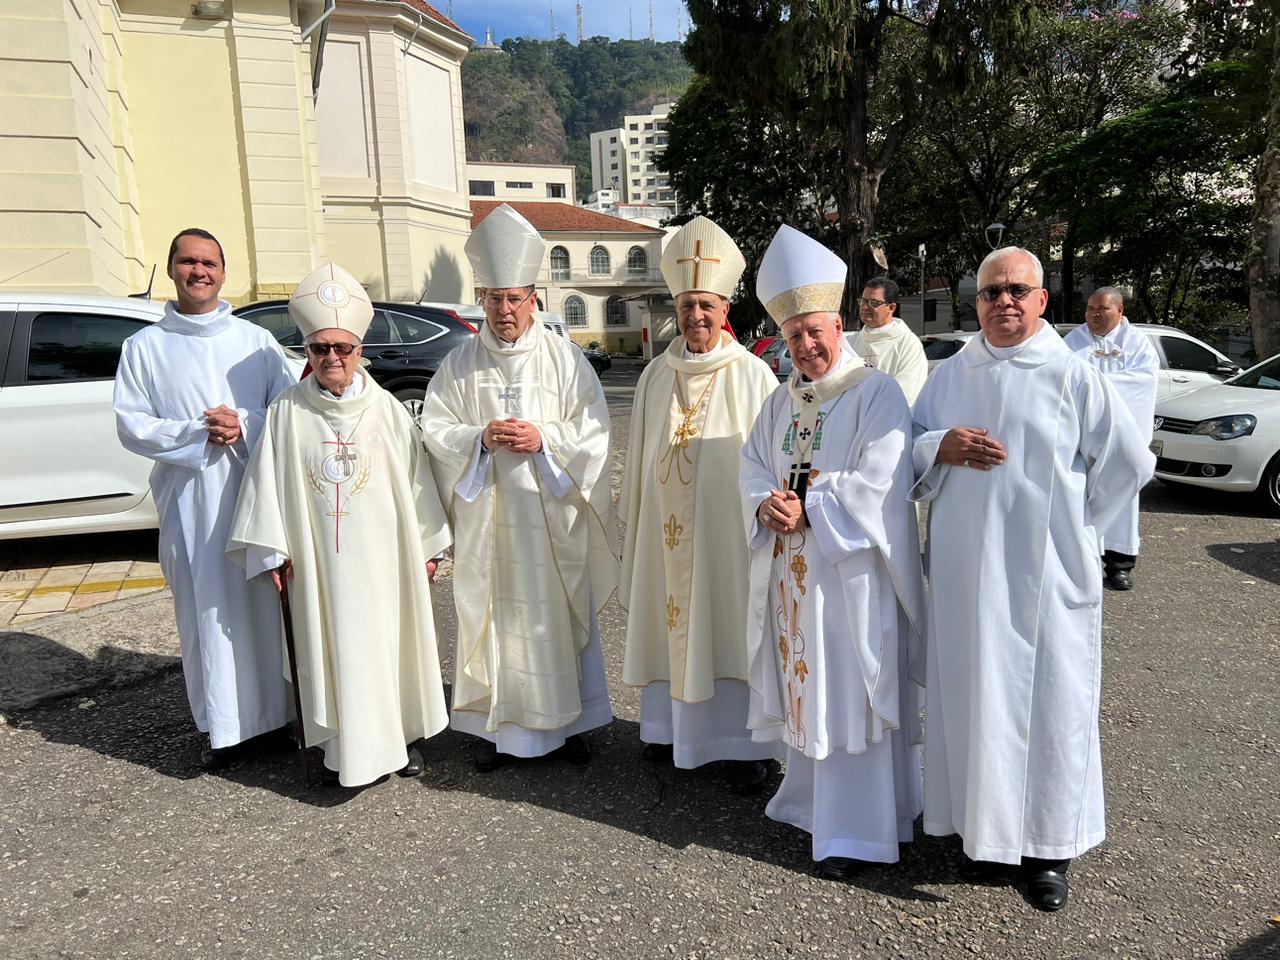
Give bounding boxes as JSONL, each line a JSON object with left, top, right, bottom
{"left": 377, "top": 349, "right": 406, "bottom": 359}
{"left": 1171, "top": 375, "right": 1190, "bottom": 382}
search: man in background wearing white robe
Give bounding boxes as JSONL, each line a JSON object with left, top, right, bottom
{"left": 113, "top": 228, "right": 296, "bottom": 769}
{"left": 420, "top": 204, "right": 618, "bottom": 773}
{"left": 846, "top": 277, "right": 928, "bottom": 406}
{"left": 912, "top": 247, "right": 1155, "bottom": 911}
{"left": 620, "top": 216, "right": 781, "bottom": 793}
{"left": 229, "top": 264, "right": 452, "bottom": 788}
{"left": 1064, "top": 287, "right": 1159, "bottom": 591}
{"left": 740, "top": 225, "right": 926, "bottom": 881}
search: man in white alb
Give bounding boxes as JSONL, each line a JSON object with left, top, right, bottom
{"left": 620, "top": 216, "right": 781, "bottom": 793}
{"left": 229, "top": 263, "right": 452, "bottom": 788}
{"left": 419, "top": 204, "right": 618, "bottom": 772}
{"left": 846, "top": 277, "right": 928, "bottom": 405}
{"left": 740, "top": 225, "right": 926, "bottom": 880}
{"left": 912, "top": 247, "right": 1155, "bottom": 911}
{"left": 1063, "top": 287, "right": 1159, "bottom": 591}
{"left": 113, "top": 228, "right": 296, "bottom": 769}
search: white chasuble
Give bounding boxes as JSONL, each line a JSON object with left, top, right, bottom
{"left": 113, "top": 302, "right": 296, "bottom": 748}
{"left": 419, "top": 321, "right": 618, "bottom": 749}
{"left": 227, "top": 371, "right": 452, "bottom": 787}
{"left": 912, "top": 323, "right": 1155, "bottom": 863}
{"left": 619, "top": 332, "right": 780, "bottom": 766}
{"left": 1064, "top": 320, "right": 1159, "bottom": 556}
{"left": 847, "top": 319, "right": 929, "bottom": 406}
{"left": 740, "top": 356, "right": 927, "bottom": 861}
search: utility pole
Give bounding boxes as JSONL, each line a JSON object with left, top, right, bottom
{"left": 918, "top": 244, "right": 928, "bottom": 336}
{"left": 576, "top": 2, "right": 583, "bottom": 44}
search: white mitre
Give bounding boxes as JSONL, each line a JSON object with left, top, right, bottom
{"left": 289, "top": 262, "right": 374, "bottom": 340}
{"left": 659, "top": 215, "right": 746, "bottom": 298}
{"left": 756, "top": 225, "right": 847, "bottom": 326}
{"left": 466, "top": 203, "right": 546, "bottom": 288}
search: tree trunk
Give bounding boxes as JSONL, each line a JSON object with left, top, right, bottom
{"left": 1247, "top": 18, "right": 1280, "bottom": 361}
{"left": 1060, "top": 221, "right": 1076, "bottom": 324}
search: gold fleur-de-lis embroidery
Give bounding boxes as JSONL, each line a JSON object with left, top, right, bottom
{"left": 795, "top": 659, "right": 809, "bottom": 682}
{"left": 663, "top": 514, "right": 683, "bottom": 550}
{"left": 789, "top": 553, "right": 808, "bottom": 595}
{"left": 666, "top": 595, "right": 680, "bottom": 631}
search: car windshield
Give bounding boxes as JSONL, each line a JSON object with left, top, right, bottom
{"left": 923, "top": 339, "right": 961, "bottom": 361}
{"left": 1226, "top": 355, "right": 1280, "bottom": 390}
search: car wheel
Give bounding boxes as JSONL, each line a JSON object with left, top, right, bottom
{"left": 394, "top": 386, "right": 427, "bottom": 427}
{"left": 1259, "top": 452, "right": 1280, "bottom": 515}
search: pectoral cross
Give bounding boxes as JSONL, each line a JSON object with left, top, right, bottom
{"left": 786, "top": 460, "right": 814, "bottom": 499}
{"left": 676, "top": 240, "right": 721, "bottom": 290}
{"left": 498, "top": 384, "right": 522, "bottom": 416}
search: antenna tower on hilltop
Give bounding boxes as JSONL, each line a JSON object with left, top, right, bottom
{"left": 628, "top": 3, "right": 633, "bottom": 39}
{"left": 648, "top": 0, "right": 654, "bottom": 41}
{"left": 550, "top": 2, "right": 556, "bottom": 37}
{"left": 576, "top": 2, "right": 584, "bottom": 43}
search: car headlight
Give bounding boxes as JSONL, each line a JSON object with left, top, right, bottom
{"left": 1189, "top": 415, "right": 1257, "bottom": 440}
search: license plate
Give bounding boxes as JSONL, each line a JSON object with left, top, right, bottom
{"left": 1150, "top": 439, "right": 1163, "bottom": 456}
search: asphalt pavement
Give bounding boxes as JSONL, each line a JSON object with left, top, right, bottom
{"left": 2, "top": 363, "right": 1279, "bottom": 960}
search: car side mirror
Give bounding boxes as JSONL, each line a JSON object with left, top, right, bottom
{"left": 1213, "top": 362, "right": 1241, "bottom": 377}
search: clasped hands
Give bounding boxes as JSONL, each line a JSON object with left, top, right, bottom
{"left": 758, "top": 488, "right": 805, "bottom": 535}
{"left": 204, "top": 405, "right": 242, "bottom": 446}
{"left": 937, "top": 427, "right": 1007, "bottom": 470}
{"left": 483, "top": 417, "right": 542, "bottom": 454}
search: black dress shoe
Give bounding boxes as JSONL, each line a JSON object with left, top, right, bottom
{"left": 957, "top": 853, "right": 1007, "bottom": 884}
{"left": 320, "top": 765, "right": 341, "bottom": 787}
{"left": 1024, "top": 868, "right": 1069, "bottom": 911}
{"left": 200, "top": 742, "right": 236, "bottom": 771}
{"left": 642, "top": 742, "right": 674, "bottom": 764}
{"left": 398, "top": 742, "right": 427, "bottom": 778}
{"left": 557, "top": 734, "right": 592, "bottom": 766}
{"left": 818, "top": 857, "right": 866, "bottom": 880}
{"left": 728, "top": 759, "right": 769, "bottom": 795}
{"left": 474, "top": 739, "right": 505, "bottom": 773}
{"left": 1106, "top": 569, "right": 1134, "bottom": 591}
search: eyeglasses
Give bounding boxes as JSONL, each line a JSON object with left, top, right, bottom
{"left": 484, "top": 290, "right": 537, "bottom": 309}
{"left": 856, "top": 298, "right": 891, "bottom": 310}
{"left": 977, "top": 283, "right": 1038, "bottom": 302}
{"left": 305, "top": 342, "right": 357, "bottom": 357}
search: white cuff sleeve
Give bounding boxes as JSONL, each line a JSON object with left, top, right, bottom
{"left": 456, "top": 438, "right": 491, "bottom": 503}
{"left": 244, "top": 546, "right": 289, "bottom": 581}
{"left": 910, "top": 429, "right": 951, "bottom": 503}
{"left": 805, "top": 489, "right": 872, "bottom": 563}
{"left": 535, "top": 446, "right": 575, "bottom": 498}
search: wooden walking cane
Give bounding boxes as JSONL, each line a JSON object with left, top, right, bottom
{"left": 278, "top": 569, "right": 313, "bottom": 786}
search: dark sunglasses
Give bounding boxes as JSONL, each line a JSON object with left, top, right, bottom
{"left": 305, "top": 342, "right": 357, "bottom": 357}
{"left": 977, "top": 283, "right": 1038, "bottom": 302}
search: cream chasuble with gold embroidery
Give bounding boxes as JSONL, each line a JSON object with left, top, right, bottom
{"left": 227, "top": 370, "right": 453, "bottom": 787}
{"left": 620, "top": 332, "right": 779, "bottom": 706}
{"left": 419, "top": 320, "right": 618, "bottom": 737}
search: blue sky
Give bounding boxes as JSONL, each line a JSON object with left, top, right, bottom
{"left": 447, "top": 0, "right": 690, "bottom": 44}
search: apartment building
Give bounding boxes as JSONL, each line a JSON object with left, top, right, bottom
{"left": 466, "top": 162, "right": 576, "bottom": 205}
{"left": 588, "top": 102, "right": 678, "bottom": 214}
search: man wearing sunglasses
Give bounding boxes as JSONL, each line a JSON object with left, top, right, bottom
{"left": 911, "top": 247, "right": 1155, "bottom": 911}
{"left": 846, "top": 278, "right": 929, "bottom": 406}
{"left": 420, "top": 204, "right": 617, "bottom": 774}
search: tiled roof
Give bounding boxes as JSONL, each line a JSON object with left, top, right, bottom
{"left": 471, "top": 200, "right": 663, "bottom": 235}
{"left": 377, "top": 0, "right": 465, "bottom": 35}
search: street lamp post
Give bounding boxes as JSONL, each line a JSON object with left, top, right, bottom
{"left": 917, "top": 243, "right": 927, "bottom": 335}
{"left": 985, "top": 222, "right": 1006, "bottom": 250}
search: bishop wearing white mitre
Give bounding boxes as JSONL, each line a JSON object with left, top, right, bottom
{"left": 228, "top": 263, "right": 452, "bottom": 788}
{"left": 114, "top": 228, "right": 296, "bottom": 770}
{"left": 419, "top": 204, "right": 618, "bottom": 773}
{"left": 619, "top": 216, "right": 782, "bottom": 792}
{"left": 1063, "top": 287, "right": 1159, "bottom": 592}
{"left": 912, "top": 247, "right": 1154, "bottom": 911}
{"left": 740, "top": 226, "right": 926, "bottom": 879}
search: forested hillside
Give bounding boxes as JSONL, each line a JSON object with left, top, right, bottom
{"left": 462, "top": 37, "right": 692, "bottom": 197}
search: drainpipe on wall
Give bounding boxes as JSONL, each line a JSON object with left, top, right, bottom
{"left": 300, "top": 0, "right": 336, "bottom": 96}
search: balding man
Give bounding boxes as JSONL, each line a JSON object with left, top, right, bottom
{"left": 1063, "top": 288, "right": 1159, "bottom": 590}
{"left": 911, "top": 248, "right": 1154, "bottom": 911}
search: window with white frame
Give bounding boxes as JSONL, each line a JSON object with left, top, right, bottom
{"left": 589, "top": 246, "right": 610, "bottom": 276}
{"left": 563, "top": 295, "right": 587, "bottom": 327}
{"left": 605, "top": 295, "right": 628, "bottom": 326}
{"left": 550, "top": 245, "right": 570, "bottom": 281}
{"left": 626, "top": 246, "right": 647, "bottom": 276}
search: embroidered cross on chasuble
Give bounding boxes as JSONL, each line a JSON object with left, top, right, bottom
{"left": 497, "top": 384, "right": 522, "bottom": 416}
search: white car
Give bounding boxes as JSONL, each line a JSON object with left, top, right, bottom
{"left": 1150, "top": 353, "right": 1280, "bottom": 512}
{"left": 0, "top": 294, "right": 302, "bottom": 540}
{"left": 921, "top": 331, "right": 978, "bottom": 373}
{"left": 1056, "top": 323, "right": 1241, "bottom": 399}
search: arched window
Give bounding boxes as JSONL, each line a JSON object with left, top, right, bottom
{"left": 550, "top": 246, "right": 570, "bottom": 282}
{"left": 605, "top": 295, "right": 628, "bottom": 327}
{"left": 563, "top": 295, "right": 587, "bottom": 327}
{"left": 626, "top": 246, "right": 647, "bottom": 276}
{"left": 589, "top": 245, "right": 611, "bottom": 276}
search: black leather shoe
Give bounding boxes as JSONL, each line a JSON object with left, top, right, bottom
{"left": 957, "top": 853, "right": 1007, "bottom": 884}
{"left": 1025, "top": 869, "right": 1069, "bottom": 911}
{"left": 398, "top": 742, "right": 427, "bottom": 778}
{"left": 320, "top": 765, "right": 341, "bottom": 787}
{"left": 729, "top": 759, "right": 769, "bottom": 795}
{"left": 474, "top": 740, "right": 505, "bottom": 773}
{"left": 200, "top": 742, "right": 236, "bottom": 771}
{"left": 642, "top": 742, "right": 674, "bottom": 764}
{"left": 818, "top": 857, "right": 866, "bottom": 880}
{"left": 557, "top": 734, "right": 592, "bottom": 766}
{"left": 1106, "top": 569, "right": 1134, "bottom": 591}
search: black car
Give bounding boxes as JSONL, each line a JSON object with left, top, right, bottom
{"left": 234, "top": 300, "right": 477, "bottom": 420}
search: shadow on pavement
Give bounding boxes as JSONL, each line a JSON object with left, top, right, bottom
{"left": 423, "top": 716, "right": 951, "bottom": 904}
{"left": 1205, "top": 541, "right": 1280, "bottom": 586}
{"left": 1227, "top": 926, "right": 1280, "bottom": 959}
{"left": 1141, "top": 480, "right": 1274, "bottom": 519}
{"left": 1, "top": 529, "right": 160, "bottom": 569}
{"left": 0, "top": 630, "right": 180, "bottom": 712}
